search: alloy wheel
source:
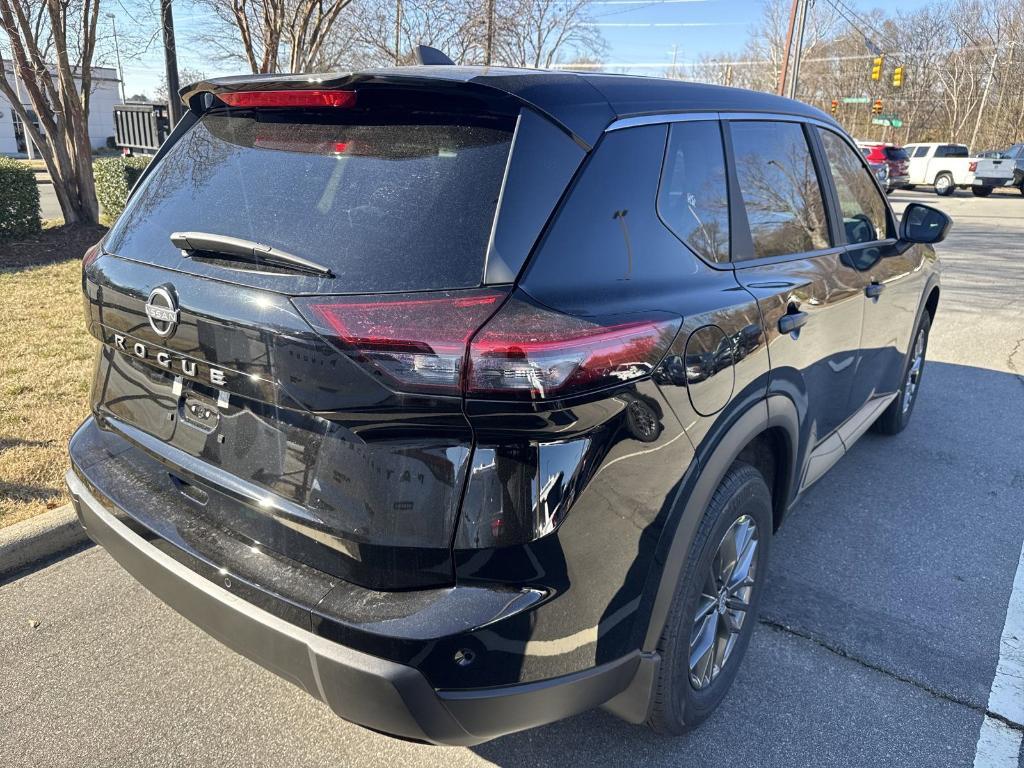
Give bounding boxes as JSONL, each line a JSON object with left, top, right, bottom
{"left": 688, "top": 514, "right": 760, "bottom": 690}
{"left": 902, "top": 327, "right": 926, "bottom": 414}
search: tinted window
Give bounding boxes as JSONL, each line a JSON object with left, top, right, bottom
{"left": 106, "top": 112, "right": 514, "bottom": 293}
{"left": 730, "top": 121, "right": 831, "bottom": 259}
{"left": 936, "top": 145, "right": 968, "bottom": 158}
{"left": 884, "top": 147, "right": 909, "bottom": 161}
{"left": 657, "top": 121, "right": 729, "bottom": 263}
{"left": 819, "top": 129, "right": 890, "bottom": 244}
{"left": 913, "top": 146, "right": 929, "bottom": 158}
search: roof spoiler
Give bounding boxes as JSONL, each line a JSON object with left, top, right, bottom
{"left": 413, "top": 45, "right": 455, "bottom": 66}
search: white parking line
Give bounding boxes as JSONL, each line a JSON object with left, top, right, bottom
{"left": 973, "top": 538, "right": 1024, "bottom": 767}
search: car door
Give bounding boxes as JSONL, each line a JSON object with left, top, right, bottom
{"left": 907, "top": 145, "right": 930, "bottom": 184}
{"left": 815, "top": 126, "right": 928, "bottom": 411}
{"left": 725, "top": 118, "right": 868, "bottom": 488}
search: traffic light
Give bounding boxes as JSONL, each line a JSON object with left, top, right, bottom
{"left": 831, "top": 99, "right": 839, "bottom": 116}
{"left": 872, "top": 99, "right": 883, "bottom": 115}
{"left": 892, "top": 66, "right": 903, "bottom": 87}
{"left": 871, "top": 56, "right": 883, "bottom": 80}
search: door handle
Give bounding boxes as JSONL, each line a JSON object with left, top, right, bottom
{"left": 865, "top": 282, "right": 884, "bottom": 299}
{"left": 778, "top": 311, "right": 809, "bottom": 335}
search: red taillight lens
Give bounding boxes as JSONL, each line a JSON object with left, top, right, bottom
{"left": 82, "top": 241, "right": 102, "bottom": 269}
{"left": 220, "top": 89, "right": 357, "bottom": 109}
{"left": 467, "top": 294, "right": 681, "bottom": 400}
{"left": 294, "top": 290, "right": 508, "bottom": 395}
{"left": 969, "top": 161, "right": 978, "bottom": 172}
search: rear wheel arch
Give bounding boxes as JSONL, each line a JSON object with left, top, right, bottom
{"left": 604, "top": 395, "right": 800, "bottom": 724}
{"left": 640, "top": 395, "right": 799, "bottom": 652}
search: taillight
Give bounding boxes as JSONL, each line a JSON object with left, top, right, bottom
{"left": 969, "top": 161, "right": 978, "bottom": 172}
{"left": 294, "top": 289, "right": 680, "bottom": 399}
{"left": 82, "top": 241, "right": 102, "bottom": 270}
{"left": 220, "top": 89, "right": 357, "bottom": 109}
{"left": 293, "top": 289, "right": 507, "bottom": 395}
{"left": 467, "top": 292, "right": 681, "bottom": 400}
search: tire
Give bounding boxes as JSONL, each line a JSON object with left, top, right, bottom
{"left": 934, "top": 173, "right": 955, "bottom": 196}
{"left": 873, "top": 311, "right": 931, "bottom": 435}
{"left": 646, "top": 463, "right": 772, "bottom": 735}
{"left": 972, "top": 186, "right": 993, "bottom": 197}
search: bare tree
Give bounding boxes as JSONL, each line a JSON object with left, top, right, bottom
{"left": 494, "top": 0, "right": 604, "bottom": 69}
{"left": 0, "top": 0, "right": 102, "bottom": 223}
{"left": 199, "top": 0, "right": 355, "bottom": 73}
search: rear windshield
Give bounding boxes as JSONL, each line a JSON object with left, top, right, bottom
{"left": 884, "top": 147, "right": 909, "bottom": 161}
{"left": 936, "top": 145, "right": 969, "bottom": 158}
{"left": 105, "top": 111, "right": 514, "bottom": 293}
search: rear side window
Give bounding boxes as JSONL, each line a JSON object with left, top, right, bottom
{"left": 729, "top": 121, "right": 831, "bottom": 259}
{"left": 657, "top": 121, "right": 730, "bottom": 263}
{"left": 884, "top": 147, "right": 909, "bottom": 161}
{"left": 819, "top": 129, "right": 890, "bottom": 244}
{"left": 106, "top": 112, "right": 514, "bottom": 293}
{"left": 913, "top": 146, "right": 929, "bottom": 158}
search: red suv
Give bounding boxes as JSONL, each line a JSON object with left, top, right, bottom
{"left": 858, "top": 142, "right": 911, "bottom": 192}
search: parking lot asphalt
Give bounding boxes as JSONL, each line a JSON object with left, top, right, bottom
{"left": 2, "top": 189, "right": 1022, "bottom": 767}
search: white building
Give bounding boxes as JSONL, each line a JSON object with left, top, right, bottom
{"left": 1, "top": 59, "right": 122, "bottom": 156}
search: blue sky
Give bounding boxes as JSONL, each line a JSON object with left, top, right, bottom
{"left": 114, "top": 0, "right": 935, "bottom": 98}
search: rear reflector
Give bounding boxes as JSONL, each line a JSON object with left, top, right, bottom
{"left": 467, "top": 293, "right": 681, "bottom": 400}
{"left": 219, "top": 90, "right": 357, "bottom": 109}
{"left": 294, "top": 290, "right": 508, "bottom": 395}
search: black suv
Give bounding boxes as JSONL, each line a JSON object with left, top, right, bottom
{"left": 68, "top": 64, "right": 949, "bottom": 744}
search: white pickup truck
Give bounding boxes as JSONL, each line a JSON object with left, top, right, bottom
{"left": 904, "top": 142, "right": 979, "bottom": 196}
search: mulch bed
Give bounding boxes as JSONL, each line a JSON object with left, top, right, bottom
{"left": 0, "top": 223, "right": 108, "bottom": 270}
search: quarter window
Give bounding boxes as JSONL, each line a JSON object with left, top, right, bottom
{"left": 819, "top": 129, "right": 890, "bottom": 244}
{"left": 729, "top": 121, "right": 831, "bottom": 259}
{"left": 657, "top": 121, "right": 730, "bottom": 263}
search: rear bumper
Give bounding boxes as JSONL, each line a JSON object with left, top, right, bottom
{"left": 65, "top": 468, "right": 639, "bottom": 745}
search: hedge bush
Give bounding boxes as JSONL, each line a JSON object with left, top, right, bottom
{"left": 0, "top": 157, "right": 41, "bottom": 239}
{"left": 94, "top": 155, "right": 151, "bottom": 224}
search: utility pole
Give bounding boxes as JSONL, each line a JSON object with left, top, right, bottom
{"left": 669, "top": 44, "right": 679, "bottom": 79}
{"left": 106, "top": 13, "right": 127, "bottom": 103}
{"left": 777, "top": 0, "right": 799, "bottom": 96}
{"left": 484, "top": 0, "right": 495, "bottom": 66}
{"left": 394, "top": 0, "right": 402, "bottom": 65}
{"left": 786, "top": 0, "right": 809, "bottom": 100}
{"left": 160, "top": 0, "right": 182, "bottom": 124}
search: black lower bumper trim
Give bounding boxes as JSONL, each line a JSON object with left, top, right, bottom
{"left": 66, "top": 468, "right": 639, "bottom": 745}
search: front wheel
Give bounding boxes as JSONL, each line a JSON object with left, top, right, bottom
{"left": 873, "top": 312, "right": 931, "bottom": 435}
{"left": 646, "top": 463, "right": 772, "bottom": 734}
{"left": 934, "top": 173, "right": 955, "bottom": 196}
{"left": 972, "top": 186, "right": 993, "bottom": 197}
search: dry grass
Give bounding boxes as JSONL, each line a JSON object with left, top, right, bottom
{"left": 1, "top": 235, "right": 101, "bottom": 527}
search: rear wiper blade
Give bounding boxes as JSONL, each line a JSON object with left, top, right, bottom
{"left": 170, "top": 231, "right": 333, "bottom": 277}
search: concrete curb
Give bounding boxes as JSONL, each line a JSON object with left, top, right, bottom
{"left": 0, "top": 504, "right": 90, "bottom": 579}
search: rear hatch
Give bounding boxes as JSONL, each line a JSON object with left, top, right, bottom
{"left": 83, "top": 87, "right": 523, "bottom": 589}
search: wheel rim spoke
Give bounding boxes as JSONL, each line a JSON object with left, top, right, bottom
{"left": 688, "top": 513, "right": 760, "bottom": 690}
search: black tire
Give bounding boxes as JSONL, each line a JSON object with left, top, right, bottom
{"left": 873, "top": 311, "right": 931, "bottom": 435}
{"left": 934, "top": 173, "right": 955, "bottom": 196}
{"left": 646, "top": 463, "right": 772, "bottom": 735}
{"left": 972, "top": 186, "right": 993, "bottom": 197}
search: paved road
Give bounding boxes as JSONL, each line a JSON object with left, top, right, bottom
{"left": 2, "top": 190, "right": 1023, "bottom": 767}
{"left": 37, "top": 180, "right": 62, "bottom": 223}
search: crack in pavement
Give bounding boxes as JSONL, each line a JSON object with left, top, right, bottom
{"left": 758, "top": 615, "right": 1024, "bottom": 734}
{"left": 1007, "top": 335, "right": 1024, "bottom": 389}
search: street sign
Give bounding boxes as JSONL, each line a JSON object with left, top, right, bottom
{"left": 842, "top": 97, "right": 869, "bottom": 104}
{"left": 872, "top": 118, "right": 891, "bottom": 126}
{"left": 872, "top": 117, "right": 904, "bottom": 128}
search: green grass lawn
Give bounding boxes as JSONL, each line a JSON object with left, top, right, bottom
{"left": 0, "top": 226, "right": 104, "bottom": 526}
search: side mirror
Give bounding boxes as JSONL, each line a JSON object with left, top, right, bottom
{"left": 900, "top": 203, "right": 952, "bottom": 245}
